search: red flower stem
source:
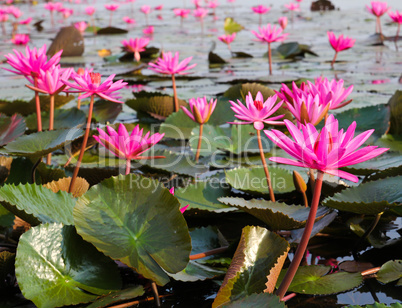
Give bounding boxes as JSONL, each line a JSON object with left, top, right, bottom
{"left": 377, "top": 17, "right": 382, "bottom": 37}
{"left": 331, "top": 51, "right": 338, "bottom": 68}
{"left": 125, "top": 159, "right": 131, "bottom": 175}
{"left": 189, "top": 246, "right": 229, "bottom": 260}
{"left": 195, "top": 123, "right": 203, "bottom": 163}
{"left": 46, "top": 94, "right": 55, "bottom": 165}
{"left": 282, "top": 293, "right": 297, "bottom": 302}
{"left": 151, "top": 282, "right": 161, "bottom": 307}
{"left": 171, "top": 74, "right": 179, "bottom": 112}
{"left": 256, "top": 129, "right": 275, "bottom": 202}
{"left": 268, "top": 42, "right": 272, "bottom": 75}
{"left": 33, "top": 76, "right": 42, "bottom": 132}
{"left": 77, "top": 92, "right": 82, "bottom": 109}
{"left": 91, "top": 16, "right": 97, "bottom": 34}
{"left": 276, "top": 171, "right": 324, "bottom": 300}
{"left": 302, "top": 191, "right": 308, "bottom": 208}
{"left": 68, "top": 95, "right": 95, "bottom": 194}
{"left": 109, "top": 12, "right": 113, "bottom": 27}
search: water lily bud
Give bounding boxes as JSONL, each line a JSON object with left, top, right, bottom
{"left": 293, "top": 170, "right": 307, "bottom": 193}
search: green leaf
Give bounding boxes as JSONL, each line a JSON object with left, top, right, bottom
{"left": 225, "top": 167, "right": 298, "bottom": 194}
{"left": 126, "top": 92, "right": 188, "bottom": 119}
{"left": 86, "top": 286, "right": 144, "bottom": 308}
{"left": 73, "top": 174, "right": 192, "bottom": 286}
{"left": 0, "top": 114, "right": 26, "bottom": 146}
{"left": 15, "top": 223, "right": 122, "bottom": 308}
{"left": 0, "top": 205, "right": 14, "bottom": 227}
{"left": 139, "top": 150, "right": 209, "bottom": 177}
{"left": 377, "top": 260, "right": 402, "bottom": 285}
{"left": 97, "top": 26, "right": 128, "bottom": 34}
{"left": 322, "top": 176, "right": 402, "bottom": 214}
{"left": 0, "top": 95, "right": 73, "bottom": 116}
{"left": 175, "top": 180, "right": 235, "bottom": 213}
{"left": 375, "top": 134, "right": 402, "bottom": 153}
{"left": 0, "top": 183, "right": 76, "bottom": 226}
{"left": 93, "top": 99, "right": 123, "bottom": 123}
{"left": 342, "top": 152, "right": 402, "bottom": 176}
{"left": 226, "top": 124, "right": 273, "bottom": 155}
{"left": 213, "top": 226, "right": 289, "bottom": 307}
{"left": 209, "top": 51, "right": 227, "bottom": 64}
{"left": 276, "top": 42, "right": 318, "bottom": 59}
{"left": 189, "top": 124, "right": 230, "bottom": 157}
{"left": 276, "top": 265, "right": 363, "bottom": 295}
{"left": 0, "top": 128, "right": 84, "bottom": 158}
{"left": 224, "top": 17, "right": 244, "bottom": 34}
{"left": 387, "top": 90, "right": 402, "bottom": 136}
{"left": 169, "top": 226, "right": 227, "bottom": 282}
{"left": 220, "top": 293, "right": 286, "bottom": 308}
{"left": 218, "top": 197, "right": 329, "bottom": 230}
{"left": 25, "top": 108, "right": 86, "bottom": 131}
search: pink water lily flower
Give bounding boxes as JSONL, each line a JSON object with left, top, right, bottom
{"left": 11, "top": 34, "right": 30, "bottom": 45}
{"left": 3, "top": 44, "right": 62, "bottom": 79}
{"left": 143, "top": 25, "right": 154, "bottom": 35}
{"left": 154, "top": 5, "right": 163, "bottom": 10}
{"left": 121, "top": 37, "right": 150, "bottom": 61}
{"left": 218, "top": 33, "right": 236, "bottom": 51}
{"left": 62, "top": 71, "right": 127, "bottom": 103}
{"left": 105, "top": 4, "right": 119, "bottom": 11}
{"left": 278, "top": 16, "right": 288, "bottom": 30}
{"left": 366, "top": 1, "right": 389, "bottom": 36}
{"left": 252, "top": 24, "right": 289, "bottom": 75}
{"left": 123, "top": 16, "right": 136, "bottom": 24}
{"left": 140, "top": 5, "right": 151, "bottom": 14}
{"left": 389, "top": 10, "right": 402, "bottom": 41}
{"left": 264, "top": 114, "right": 389, "bottom": 182}
{"left": 285, "top": 3, "right": 300, "bottom": 11}
{"left": 74, "top": 21, "right": 88, "bottom": 33}
{"left": 174, "top": 8, "right": 191, "bottom": 18}
{"left": 85, "top": 6, "right": 95, "bottom": 15}
{"left": 181, "top": 96, "right": 217, "bottom": 125}
{"left": 94, "top": 124, "right": 164, "bottom": 161}
{"left": 229, "top": 91, "right": 284, "bottom": 130}
{"left": 308, "top": 77, "right": 353, "bottom": 110}
{"left": 19, "top": 17, "right": 32, "bottom": 25}
{"left": 193, "top": 7, "right": 208, "bottom": 19}
{"left": 327, "top": 31, "right": 355, "bottom": 67}
{"left": 148, "top": 51, "right": 196, "bottom": 76}
{"left": 252, "top": 5, "right": 270, "bottom": 14}
{"left": 26, "top": 65, "right": 73, "bottom": 95}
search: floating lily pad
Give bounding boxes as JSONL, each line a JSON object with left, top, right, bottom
{"left": 0, "top": 183, "right": 76, "bottom": 226}
{"left": 342, "top": 152, "right": 402, "bottom": 176}
{"left": 275, "top": 42, "right": 318, "bottom": 59}
{"left": 224, "top": 17, "right": 244, "bottom": 34}
{"left": 218, "top": 197, "right": 329, "bottom": 230}
{"left": 0, "top": 128, "right": 84, "bottom": 158}
{"left": 209, "top": 52, "right": 227, "bottom": 65}
{"left": 276, "top": 265, "right": 362, "bottom": 295}
{"left": 225, "top": 167, "right": 296, "bottom": 194}
{"left": 15, "top": 223, "right": 122, "bottom": 308}
{"left": 376, "top": 260, "right": 402, "bottom": 285}
{"left": 322, "top": 176, "right": 402, "bottom": 214}
{"left": 175, "top": 180, "right": 235, "bottom": 213}
{"left": 93, "top": 99, "right": 123, "bottom": 123}
{"left": 25, "top": 108, "right": 86, "bottom": 131}
{"left": 74, "top": 175, "right": 192, "bottom": 286}
{"left": 220, "top": 293, "right": 286, "bottom": 308}
{"left": 387, "top": 90, "right": 402, "bottom": 136}
{"left": 97, "top": 26, "right": 128, "bottom": 35}
{"left": 0, "top": 114, "right": 26, "bottom": 146}
{"left": 86, "top": 286, "right": 144, "bottom": 308}
{"left": 189, "top": 124, "right": 230, "bottom": 157}
{"left": 213, "top": 226, "right": 289, "bottom": 307}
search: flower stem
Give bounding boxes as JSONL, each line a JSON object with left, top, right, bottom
{"left": 190, "top": 246, "right": 229, "bottom": 260}
{"left": 46, "top": 94, "right": 55, "bottom": 165}
{"left": 33, "top": 76, "right": 42, "bottom": 132}
{"left": 77, "top": 92, "right": 82, "bottom": 109}
{"left": 302, "top": 191, "right": 308, "bottom": 208}
{"left": 109, "top": 12, "right": 113, "bottom": 27}
{"left": 151, "top": 282, "right": 161, "bottom": 307}
{"left": 268, "top": 42, "right": 272, "bottom": 75}
{"left": 256, "top": 129, "right": 275, "bottom": 202}
{"left": 259, "top": 14, "right": 262, "bottom": 28}
{"left": 276, "top": 171, "right": 324, "bottom": 300}
{"left": 125, "top": 159, "right": 131, "bottom": 175}
{"left": 331, "top": 51, "right": 338, "bottom": 68}
{"left": 195, "top": 123, "right": 203, "bottom": 163}
{"left": 68, "top": 95, "right": 95, "bottom": 194}
{"left": 353, "top": 212, "right": 383, "bottom": 260}
{"left": 171, "top": 74, "right": 179, "bottom": 112}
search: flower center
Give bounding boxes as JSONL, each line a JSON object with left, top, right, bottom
{"left": 89, "top": 73, "right": 101, "bottom": 86}
{"left": 254, "top": 100, "right": 263, "bottom": 111}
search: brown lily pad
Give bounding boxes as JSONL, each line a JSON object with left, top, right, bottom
{"left": 43, "top": 177, "right": 89, "bottom": 198}
{"left": 47, "top": 26, "right": 84, "bottom": 57}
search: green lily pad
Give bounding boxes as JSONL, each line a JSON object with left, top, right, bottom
{"left": 25, "top": 108, "right": 86, "bottom": 131}
{"left": 276, "top": 42, "right": 318, "bottom": 59}
{"left": 93, "top": 99, "right": 123, "bottom": 123}
{"left": 97, "top": 26, "right": 128, "bottom": 34}
{"left": 224, "top": 17, "right": 244, "bottom": 34}
{"left": 15, "top": 223, "right": 122, "bottom": 308}
{"left": 375, "top": 134, "right": 402, "bottom": 153}
{"left": 73, "top": 174, "right": 192, "bottom": 286}
{"left": 0, "top": 95, "right": 74, "bottom": 116}
{"left": 220, "top": 293, "right": 286, "bottom": 308}
{"left": 276, "top": 265, "right": 363, "bottom": 295}
{"left": 376, "top": 260, "right": 402, "bottom": 285}
{"left": 139, "top": 150, "right": 209, "bottom": 177}
{"left": 224, "top": 83, "right": 276, "bottom": 101}
{"left": 225, "top": 167, "right": 296, "bottom": 194}
{"left": 218, "top": 197, "right": 329, "bottom": 230}
{"left": 189, "top": 124, "right": 230, "bottom": 157}
{"left": 387, "top": 90, "right": 402, "bottom": 136}
{"left": 209, "top": 52, "right": 227, "bottom": 64}
{"left": 0, "top": 114, "right": 26, "bottom": 146}
{"left": 0, "top": 205, "right": 14, "bottom": 227}
{"left": 322, "top": 176, "right": 402, "bottom": 214}
{"left": 0, "top": 128, "right": 84, "bottom": 158}
{"left": 342, "top": 152, "right": 402, "bottom": 176}
{"left": 0, "top": 183, "right": 76, "bottom": 226}
{"left": 175, "top": 180, "right": 235, "bottom": 213}
{"left": 213, "top": 226, "right": 289, "bottom": 307}
{"left": 126, "top": 91, "right": 188, "bottom": 119}
{"left": 86, "top": 286, "right": 144, "bottom": 308}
